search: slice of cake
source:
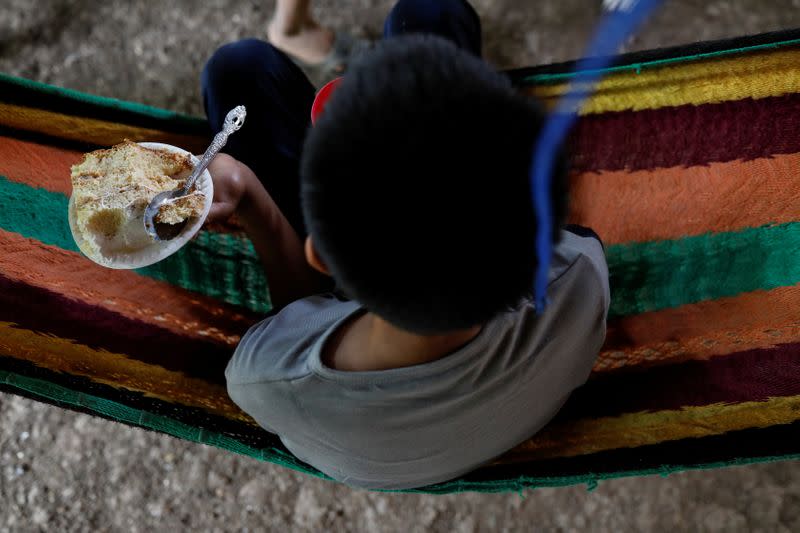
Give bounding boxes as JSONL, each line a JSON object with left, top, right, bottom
{"left": 71, "top": 141, "right": 205, "bottom": 258}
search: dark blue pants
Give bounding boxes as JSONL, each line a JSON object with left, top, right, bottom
{"left": 201, "top": 0, "right": 482, "bottom": 237}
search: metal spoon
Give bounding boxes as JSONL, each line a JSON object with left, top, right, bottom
{"left": 144, "top": 105, "right": 247, "bottom": 241}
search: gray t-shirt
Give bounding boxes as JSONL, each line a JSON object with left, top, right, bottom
{"left": 226, "top": 230, "right": 610, "bottom": 490}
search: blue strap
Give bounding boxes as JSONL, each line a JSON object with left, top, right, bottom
{"left": 531, "top": 0, "right": 663, "bottom": 313}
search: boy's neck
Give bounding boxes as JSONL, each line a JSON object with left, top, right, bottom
{"left": 324, "top": 312, "right": 482, "bottom": 372}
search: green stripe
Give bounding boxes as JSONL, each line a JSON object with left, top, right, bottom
{"left": 0, "top": 72, "right": 206, "bottom": 128}
{"left": 3, "top": 176, "right": 799, "bottom": 318}
{"left": 522, "top": 36, "right": 800, "bottom": 84}
{"left": 138, "top": 232, "right": 271, "bottom": 313}
{"left": 606, "top": 223, "right": 800, "bottom": 317}
{"left": 2, "top": 367, "right": 799, "bottom": 494}
{"left": 0, "top": 175, "right": 270, "bottom": 313}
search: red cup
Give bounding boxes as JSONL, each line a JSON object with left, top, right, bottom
{"left": 311, "top": 77, "right": 343, "bottom": 125}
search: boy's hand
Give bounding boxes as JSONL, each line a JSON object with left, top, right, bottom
{"left": 206, "top": 153, "right": 252, "bottom": 223}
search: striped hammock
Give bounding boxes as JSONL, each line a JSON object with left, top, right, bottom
{"left": 1, "top": 29, "right": 799, "bottom": 494}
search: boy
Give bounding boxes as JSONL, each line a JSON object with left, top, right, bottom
{"left": 202, "top": 0, "right": 609, "bottom": 490}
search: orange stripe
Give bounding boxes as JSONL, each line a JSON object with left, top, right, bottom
{"left": 0, "top": 135, "right": 81, "bottom": 194}
{"left": 0, "top": 102, "right": 209, "bottom": 154}
{"left": 0, "top": 229, "right": 255, "bottom": 346}
{"left": 569, "top": 152, "right": 800, "bottom": 245}
{"left": 596, "top": 285, "right": 800, "bottom": 373}
{"left": 0, "top": 322, "right": 252, "bottom": 423}
{"left": 501, "top": 394, "right": 800, "bottom": 462}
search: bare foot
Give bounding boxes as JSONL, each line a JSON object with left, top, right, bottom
{"left": 267, "top": 20, "right": 335, "bottom": 65}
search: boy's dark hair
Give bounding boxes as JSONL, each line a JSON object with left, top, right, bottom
{"left": 301, "top": 35, "right": 568, "bottom": 334}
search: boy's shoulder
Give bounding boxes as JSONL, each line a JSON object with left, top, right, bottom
{"left": 550, "top": 229, "right": 610, "bottom": 306}
{"left": 225, "top": 294, "right": 360, "bottom": 385}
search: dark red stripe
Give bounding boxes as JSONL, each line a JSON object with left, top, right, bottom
{"left": 569, "top": 93, "right": 800, "bottom": 172}
{"left": 557, "top": 344, "right": 800, "bottom": 422}
{"left": 0, "top": 273, "right": 241, "bottom": 384}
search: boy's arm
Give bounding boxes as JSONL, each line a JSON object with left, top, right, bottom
{"left": 208, "top": 154, "right": 327, "bottom": 309}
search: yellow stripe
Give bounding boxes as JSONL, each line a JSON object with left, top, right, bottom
{"left": 526, "top": 48, "right": 800, "bottom": 114}
{"left": 0, "top": 102, "right": 209, "bottom": 152}
{"left": 0, "top": 322, "right": 253, "bottom": 424}
{"left": 500, "top": 395, "right": 800, "bottom": 463}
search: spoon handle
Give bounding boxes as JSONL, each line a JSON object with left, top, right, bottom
{"left": 181, "top": 105, "right": 247, "bottom": 194}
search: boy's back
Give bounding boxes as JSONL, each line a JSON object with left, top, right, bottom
{"left": 206, "top": 35, "right": 612, "bottom": 490}
{"left": 227, "top": 230, "right": 609, "bottom": 489}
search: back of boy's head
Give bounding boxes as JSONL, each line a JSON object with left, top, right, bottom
{"left": 301, "top": 35, "right": 568, "bottom": 334}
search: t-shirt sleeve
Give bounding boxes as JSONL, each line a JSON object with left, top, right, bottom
{"left": 551, "top": 230, "right": 611, "bottom": 312}
{"left": 226, "top": 381, "right": 280, "bottom": 434}
{"left": 224, "top": 294, "right": 359, "bottom": 435}
{"left": 225, "top": 294, "right": 356, "bottom": 386}
{"left": 537, "top": 230, "right": 611, "bottom": 389}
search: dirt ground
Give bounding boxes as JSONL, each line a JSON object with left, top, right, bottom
{"left": 2, "top": 0, "right": 800, "bottom": 531}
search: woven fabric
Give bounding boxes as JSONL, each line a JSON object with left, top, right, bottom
{"left": 1, "top": 29, "right": 799, "bottom": 494}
